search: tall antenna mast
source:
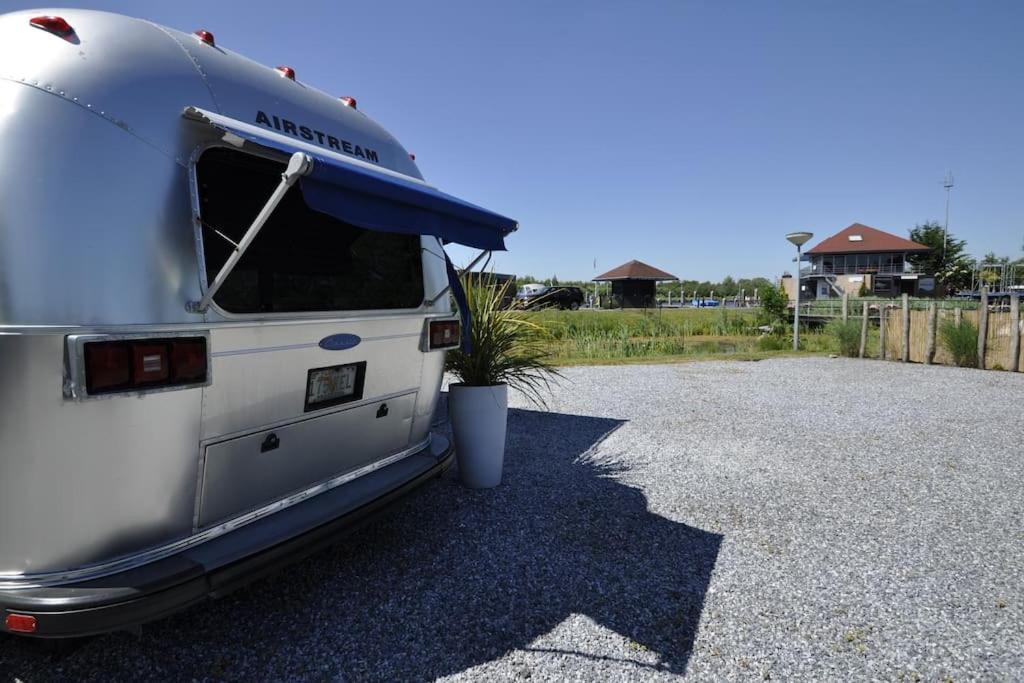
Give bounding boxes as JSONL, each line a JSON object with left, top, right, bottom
{"left": 942, "top": 171, "right": 954, "bottom": 259}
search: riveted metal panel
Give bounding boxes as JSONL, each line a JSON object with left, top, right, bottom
{"left": 198, "top": 393, "right": 416, "bottom": 527}
{"left": 0, "top": 332, "right": 202, "bottom": 575}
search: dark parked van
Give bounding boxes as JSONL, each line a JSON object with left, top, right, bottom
{"left": 517, "top": 286, "right": 585, "bottom": 310}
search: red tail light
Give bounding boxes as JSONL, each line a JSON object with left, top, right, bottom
{"left": 427, "top": 320, "right": 460, "bottom": 351}
{"left": 276, "top": 66, "right": 296, "bottom": 80}
{"left": 29, "top": 15, "right": 74, "bottom": 38}
{"left": 84, "top": 337, "right": 208, "bottom": 395}
{"left": 84, "top": 342, "right": 131, "bottom": 394}
{"left": 194, "top": 29, "right": 215, "bottom": 46}
{"left": 339, "top": 96, "right": 357, "bottom": 109}
{"left": 5, "top": 614, "right": 37, "bottom": 634}
{"left": 171, "top": 338, "right": 208, "bottom": 383}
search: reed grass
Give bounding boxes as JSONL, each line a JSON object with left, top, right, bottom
{"left": 518, "top": 308, "right": 835, "bottom": 364}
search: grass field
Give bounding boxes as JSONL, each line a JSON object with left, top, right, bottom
{"left": 521, "top": 308, "right": 838, "bottom": 365}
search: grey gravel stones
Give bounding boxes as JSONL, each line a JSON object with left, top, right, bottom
{"left": 1, "top": 358, "right": 1021, "bottom": 681}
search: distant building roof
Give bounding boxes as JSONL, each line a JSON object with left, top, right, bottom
{"left": 806, "top": 223, "right": 931, "bottom": 255}
{"left": 593, "top": 260, "right": 679, "bottom": 281}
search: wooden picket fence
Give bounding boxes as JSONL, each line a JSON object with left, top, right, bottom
{"left": 869, "top": 292, "right": 1022, "bottom": 371}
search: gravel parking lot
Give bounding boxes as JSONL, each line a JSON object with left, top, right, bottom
{"left": 2, "top": 357, "right": 1023, "bottom": 681}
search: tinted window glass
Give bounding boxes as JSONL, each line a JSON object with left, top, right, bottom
{"left": 195, "top": 147, "right": 424, "bottom": 314}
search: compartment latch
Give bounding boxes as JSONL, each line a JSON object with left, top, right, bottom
{"left": 260, "top": 432, "right": 280, "bottom": 453}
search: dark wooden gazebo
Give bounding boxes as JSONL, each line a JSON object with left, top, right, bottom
{"left": 594, "top": 260, "right": 679, "bottom": 308}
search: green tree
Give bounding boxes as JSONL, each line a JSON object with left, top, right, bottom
{"left": 759, "top": 283, "right": 788, "bottom": 328}
{"left": 970, "top": 253, "right": 1011, "bottom": 290}
{"left": 981, "top": 251, "right": 1009, "bottom": 264}
{"left": 908, "top": 222, "right": 972, "bottom": 292}
{"left": 719, "top": 276, "right": 737, "bottom": 297}
{"left": 741, "top": 277, "right": 773, "bottom": 296}
{"left": 977, "top": 252, "right": 1007, "bottom": 289}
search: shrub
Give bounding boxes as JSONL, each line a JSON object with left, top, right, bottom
{"left": 939, "top": 320, "right": 978, "bottom": 368}
{"left": 858, "top": 280, "right": 870, "bottom": 297}
{"left": 827, "top": 319, "right": 862, "bottom": 357}
{"left": 757, "top": 335, "right": 789, "bottom": 351}
{"left": 759, "top": 284, "right": 788, "bottom": 327}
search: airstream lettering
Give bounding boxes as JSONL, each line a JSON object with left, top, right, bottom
{"left": 255, "top": 110, "right": 380, "bottom": 162}
{"left": 0, "top": 9, "right": 515, "bottom": 637}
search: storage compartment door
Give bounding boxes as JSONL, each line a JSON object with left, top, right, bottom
{"left": 198, "top": 392, "right": 415, "bottom": 527}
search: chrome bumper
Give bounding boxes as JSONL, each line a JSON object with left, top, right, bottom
{"left": 0, "top": 435, "right": 453, "bottom": 638}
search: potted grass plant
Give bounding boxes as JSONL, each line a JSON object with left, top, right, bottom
{"left": 445, "top": 274, "right": 560, "bottom": 488}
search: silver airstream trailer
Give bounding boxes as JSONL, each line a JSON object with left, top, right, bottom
{"left": 0, "top": 9, "right": 515, "bottom": 637}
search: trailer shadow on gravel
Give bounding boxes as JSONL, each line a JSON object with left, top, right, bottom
{"left": 0, "top": 404, "right": 722, "bottom": 680}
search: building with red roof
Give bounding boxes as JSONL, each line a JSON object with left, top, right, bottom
{"left": 594, "top": 259, "right": 678, "bottom": 308}
{"left": 783, "top": 223, "right": 935, "bottom": 299}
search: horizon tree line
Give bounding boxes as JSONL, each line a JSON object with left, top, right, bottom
{"left": 514, "top": 222, "right": 1022, "bottom": 299}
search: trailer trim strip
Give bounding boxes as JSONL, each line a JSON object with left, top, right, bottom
{"left": 0, "top": 434, "right": 433, "bottom": 589}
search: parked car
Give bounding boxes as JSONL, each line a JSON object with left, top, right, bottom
{"left": 516, "top": 283, "right": 548, "bottom": 301}
{"left": 462, "top": 272, "right": 518, "bottom": 309}
{"left": 517, "top": 285, "right": 585, "bottom": 310}
{"left": 691, "top": 298, "right": 720, "bottom": 307}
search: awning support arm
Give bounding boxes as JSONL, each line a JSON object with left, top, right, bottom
{"left": 187, "top": 152, "right": 313, "bottom": 313}
{"left": 424, "top": 246, "right": 491, "bottom": 306}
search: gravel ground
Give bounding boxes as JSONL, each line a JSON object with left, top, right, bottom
{"left": 2, "top": 357, "right": 1023, "bottom": 681}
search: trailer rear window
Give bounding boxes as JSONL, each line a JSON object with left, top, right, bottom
{"left": 195, "top": 147, "right": 424, "bottom": 314}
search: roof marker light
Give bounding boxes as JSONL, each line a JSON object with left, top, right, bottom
{"left": 29, "top": 15, "right": 75, "bottom": 38}
{"left": 5, "top": 613, "right": 37, "bottom": 634}
{"left": 339, "top": 96, "right": 357, "bottom": 109}
{"left": 193, "top": 29, "right": 215, "bottom": 46}
{"left": 276, "top": 66, "right": 296, "bottom": 80}
{"left": 409, "top": 153, "right": 416, "bottom": 161}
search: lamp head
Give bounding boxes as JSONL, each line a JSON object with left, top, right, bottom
{"left": 786, "top": 231, "right": 814, "bottom": 248}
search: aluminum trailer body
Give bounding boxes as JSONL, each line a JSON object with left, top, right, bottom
{"left": 0, "top": 8, "right": 514, "bottom": 637}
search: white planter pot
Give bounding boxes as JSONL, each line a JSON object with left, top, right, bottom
{"left": 448, "top": 383, "right": 508, "bottom": 488}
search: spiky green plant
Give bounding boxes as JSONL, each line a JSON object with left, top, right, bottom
{"left": 445, "top": 274, "right": 561, "bottom": 406}
{"left": 939, "top": 320, "right": 978, "bottom": 368}
{"left": 827, "top": 319, "right": 862, "bottom": 357}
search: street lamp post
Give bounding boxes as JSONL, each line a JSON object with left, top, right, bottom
{"left": 786, "top": 232, "right": 814, "bottom": 351}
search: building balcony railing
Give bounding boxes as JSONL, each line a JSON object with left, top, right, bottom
{"left": 800, "top": 263, "right": 918, "bottom": 277}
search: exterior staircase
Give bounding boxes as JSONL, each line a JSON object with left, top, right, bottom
{"left": 824, "top": 274, "right": 845, "bottom": 297}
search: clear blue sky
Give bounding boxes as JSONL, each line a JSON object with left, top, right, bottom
{"left": 20, "top": 1, "right": 1024, "bottom": 281}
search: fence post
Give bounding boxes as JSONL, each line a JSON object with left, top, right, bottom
{"left": 977, "top": 287, "right": 989, "bottom": 370}
{"left": 859, "top": 301, "right": 869, "bottom": 358}
{"left": 842, "top": 292, "right": 849, "bottom": 323}
{"left": 954, "top": 306, "right": 962, "bottom": 328}
{"left": 1010, "top": 292, "right": 1020, "bottom": 373}
{"left": 901, "top": 293, "right": 910, "bottom": 362}
{"left": 925, "top": 302, "right": 937, "bottom": 365}
{"left": 878, "top": 304, "right": 887, "bottom": 360}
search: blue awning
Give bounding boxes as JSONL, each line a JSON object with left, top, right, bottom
{"left": 302, "top": 158, "right": 514, "bottom": 251}
{"left": 183, "top": 107, "right": 517, "bottom": 251}
{"left": 183, "top": 107, "right": 505, "bottom": 354}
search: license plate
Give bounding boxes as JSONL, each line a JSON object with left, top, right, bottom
{"left": 304, "top": 362, "right": 366, "bottom": 411}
